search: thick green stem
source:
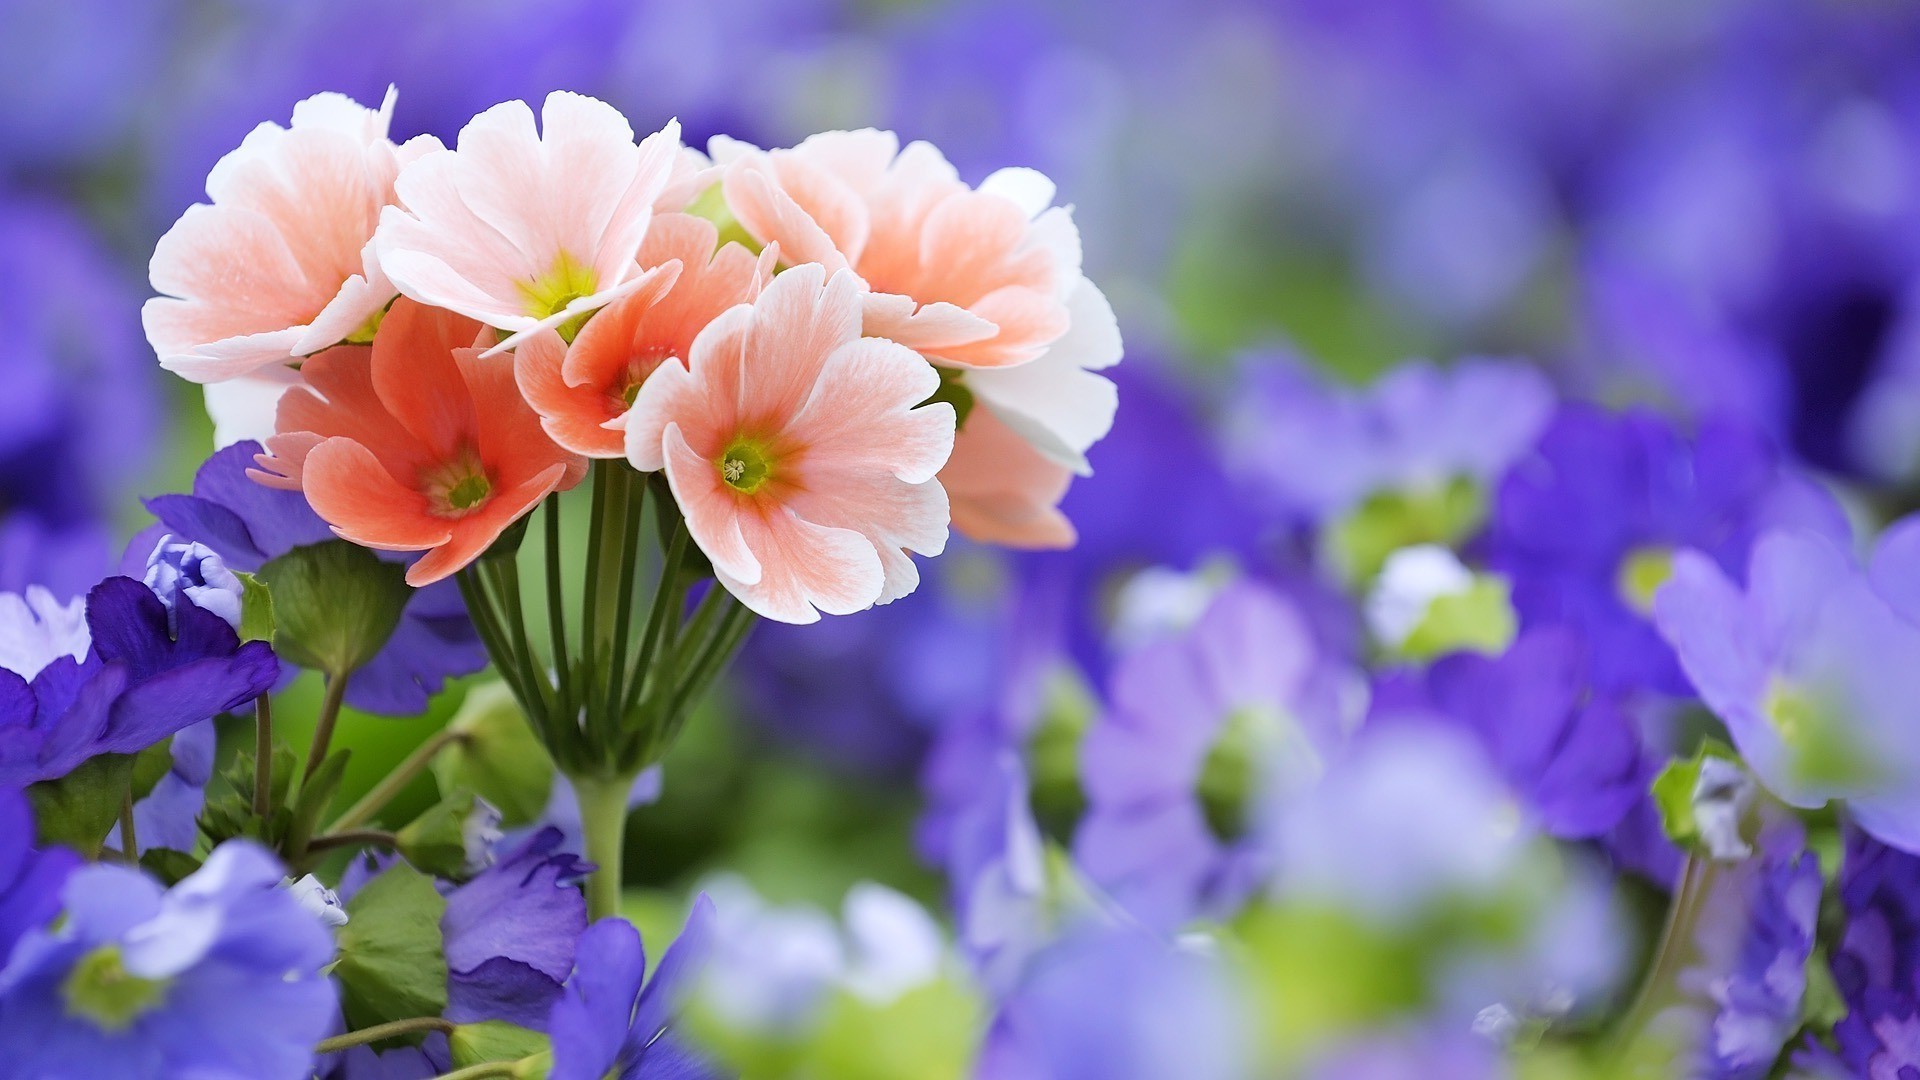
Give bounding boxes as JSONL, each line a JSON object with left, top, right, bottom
{"left": 328, "top": 727, "right": 463, "bottom": 833}
{"left": 306, "top": 673, "right": 349, "bottom": 781}
{"left": 574, "top": 774, "right": 633, "bottom": 921}
{"left": 314, "top": 1015, "right": 456, "bottom": 1054}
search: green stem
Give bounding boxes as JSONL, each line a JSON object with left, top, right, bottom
{"left": 544, "top": 494, "right": 571, "bottom": 724}
{"left": 314, "top": 1016, "right": 457, "bottom": 1055}
{"left": 118, "top": 787, "right": 138, "bottom": 865}
{"left": 605, "top": 474, "right": 645, "bottom": 731}
{"left": 328, "top": 727, "right": 463, "bottom": 833}
{"left": 1614, "top": 853, "right": 1712, "bottom": 1048}
{"left": 487, "top": 558, "right": 554, "bottom": 723}
{"left": 574, "top": 773, "right": 633, "bottom": 921}
{"left": 583, "top": 464, "right": 632, "bottom": 750}
{"left": 253, "top": 696, "right": 274, "bottom": 818}
{"left": 306, "top": 673, "right": 349, "bottom": 781}
{"left": 624, "top": 524, "right": 689, "bottom": 719}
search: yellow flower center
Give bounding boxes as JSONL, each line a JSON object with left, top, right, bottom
{"left": 718, "top": 439, "right": 773, "bottom": 494}
{"left": 519, "top": 252, "right": 599, "bottom": 342}
{"left": 62, "top": 945, "right": 169, "bottom": 1032}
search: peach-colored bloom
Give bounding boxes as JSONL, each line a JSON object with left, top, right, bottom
{"left": 254, "top": 298, "right": 585, "bottom": 587}
{"left": 514, "top": 214, "right": 774, "bottom": 457}
{"left": 144, "top": 88, "right": 439, "bottom": 383}
{"left": 373, "top": 92, "right": 681, "bottom": 355}
{"left": 624, "top": 265, "right": 955, "bottom": 624}
{"left": 712, "top": 130, "right": 1120, "bottom": 546}
{"left": 940, "top": 408, "right": 1076, "bottom": 549}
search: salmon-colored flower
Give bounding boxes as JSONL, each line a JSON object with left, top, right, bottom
{"left": 514, "top": 214, "right": 774, "bottom": 457}
{"left": 940, "top": 408, "right": 1076, "bottom": 549}
{"left": 254, "top": 298, "right": 585, "bottom": 587}
{"left": 144, "top": 88, "right": 440, "bottom": 383}
{"left": 623, "top": 265, "right": 955, "bottom": 624}
{"left": 712, "top": 130, "right": 1120, "bottom": 547}
{"left": 373, "top": 92, "right": 681, "bottom": 355}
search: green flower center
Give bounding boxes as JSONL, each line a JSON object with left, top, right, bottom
{"left": 62, "top": 945, "right": 169, "bottom": 1032}
{"left": 519, "top": 252, "right": 599, "bottom": 342}
{"left": 718, "top": 440, "right": 773, "bottom": 494}
{"left": 447, "top": 473, "right": 492, "bottom": 511}
{"left": 1616, "top": 545, "right": 1676, "bottom": 616}
{"left": 1764, "top": 678, "right": 1882, "bottom": 789}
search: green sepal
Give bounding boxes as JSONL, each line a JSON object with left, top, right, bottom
{"left": 258, "top": 541, "right": 409, "bottom": 676}
{"left": 200, "top": 743, "right": 299, "bottom": 848}
{"left": 396, "top": 787, "right": 490, "bottom": 881}
{"left": 449, "top": 1021, "right": 551, "bottom": 1070}
{"left": 334, "top": 861, "right": 450, "bottom": 1029}
{"left": 481, "top": 516, "right": 530, "bottom": 563}
{"left": 920, "top": 366, "right": 975, "bottom": 428}
{"left": 286, "top": 749, "right": 352, "bottom": 856}
{"left": 27, "top": 753, "right": 136, "bottom": 856}
{"left": 233, "top": 570, "right": 276, "bottom": 643}
{"left": 1650, "top": 739, "right": 1740, "bottom": 853}
{"left": 139, "top": 847, "right": 203, "bottom": 886}
{"left": 433, "top": 682, "right": 554, "bottom": 827}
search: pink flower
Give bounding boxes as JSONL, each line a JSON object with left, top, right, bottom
{"left": 254, "top": 298, "right": 585, "bottom": 587}
{"left": 623, "top": 265, "right": 955, "bottom": 624}
{"left": 373, "top": 92, "right": 681, "bottom": 354}
{"left": 143, "top": 88, "right": 439, "bottom": 383}
{"left": 712, "top": 130, "right": 1120, "bottom": 548}
{"left": 514, "top": 214, "right": 774, "bottom": 457}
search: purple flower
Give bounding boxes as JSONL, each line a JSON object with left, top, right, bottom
{"left": 1075, "top": 580, "right": 1352, "bottom": 930}
{"left": 1419, "top": 628, "right": 1647, "bottom": 840}
{"left": 442, "top": 827, "right": 589, "bottom": 1030}
{"left": 1224, "top": 355, "right": 1554, "bottom": 531}
{"left": 143, "top": 441, "right": 485, "bottom": 716}
{"left": 0, "top": 842, "right": 337, "bottom": 1080}
{"left": 1304, "top": 1029, "right": 1508, "bottom": 1080}
{"left": 0, "top": 587, "right": 88, "bottom": 681}
{"left": 547, "top": 901, "right": 723, "bottom": 1080}
{"left": 0, "top": 577, "right": 277, "bottom": 786}
{"left": 975, "top": 927, "right": 1247, "bottom": 1080}
{"left": 140, "top": 536, "right": 243, "bottom": 634}
{"left": 1823, "top": 829, "right": 1920, "bottom": 1077}
{"left": 1488, "top": 405, "right": 1846, "bottom": 697}
{"left": 1655, "top": 521, "right": 1920, "bottom": 853}
{"left": 0, "top": 788, "right": 77, "bottom": 969}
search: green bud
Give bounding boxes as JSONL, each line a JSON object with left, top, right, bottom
{"left": 62, "top": 945, "right": 169, "bottom": 1032}
{"left": 432, "top": 682, "right": 555, "bottom": 827}
{"left": 258, "top": 541, "right": 409, "bottom": 678}
{"left": 396, "top": 789, "right": 501, "bottom": 881}
{"left": 1649, "top": 739, "right": 1744, "bottom": 856}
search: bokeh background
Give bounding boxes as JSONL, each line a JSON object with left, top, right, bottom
{"left": 7, "top": 0, "right": 1920, "bottom": 911}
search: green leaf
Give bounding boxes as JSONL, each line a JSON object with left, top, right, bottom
{"left": 28, "top": 754, "right": 135, "bottom": 856}
{"left": 129, "top": 738, "right": 175, "bottom": 802}
{"left": 1650, "top": 740, "right": 1739, "bottom": 853}
{"left": 138, "top": 847, "right": 203, "bottom": 886}
{"left": 334, "top": 862, "right": 449, "bottom": 1029}
{"left": 449, "top": 1021, "right": 550, "bottom": 1069}
{"left": 200, "top": 743, "right": 298, "bottom": 848}
{"left": 433, "top": 682, "right": 554, "bottom": 826}
{"left": 233, "top": 570, "right": 276, "bottom": 643}
{"left": 259, "top": 540, "right": 409, "bottom": 676}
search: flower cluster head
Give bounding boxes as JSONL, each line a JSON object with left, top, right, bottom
{"left": 146, "top": 89, "right": 1122, "bottom": 623}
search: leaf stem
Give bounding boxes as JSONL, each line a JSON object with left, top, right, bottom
{"left": 328, "top": 726, "right": 464, "bottom": 833}
{"left": 314, "top": 1015, "right": 456, "bottom": 1055}
{"left": 305, "top": 674, "right": 349, "bottom": 782}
